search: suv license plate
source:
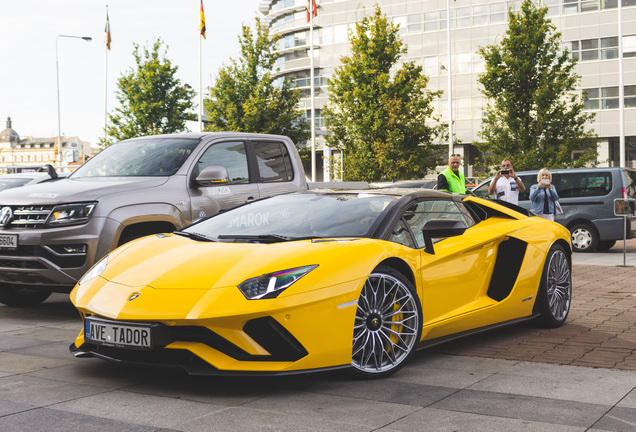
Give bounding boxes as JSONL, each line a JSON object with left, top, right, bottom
{"left": 0, "top": 234, "right": 17, "bottom": 249}
{"left": 85, "top": 319, "right": 152, "bottom": 349}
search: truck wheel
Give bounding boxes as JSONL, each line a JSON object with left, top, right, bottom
{"left": 596, "top": 240, "right": 616, "bottom": 252}
{"left": 570, "top": 224, "right": 598, "bottom": 253}
{"left": 0, "top": 285, "right": 52, "bottom": 307}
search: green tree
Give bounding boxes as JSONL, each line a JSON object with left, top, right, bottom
{"left": 102, "top": 39, "right": 195, "bottom": 146}
{"left": 323, "top": 5, "right": 444, "bottom": 182}
{"left": 204, "top": 18, "right": 308, "bottom": 144}
{"left": 477, "top": 0, "right": 597, "bottom": 171}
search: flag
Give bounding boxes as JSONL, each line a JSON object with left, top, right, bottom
{"left": 105, "top": 11, "right": 111, "bottom": 50}
{"left": 200, "top": 0, "right": 206, "bottom": 39}
{"left": 306, "top": 0, "right": 317, "bottom": 23}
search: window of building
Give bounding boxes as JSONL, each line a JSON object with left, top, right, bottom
{"left": 393, "top": 16, "right": 407, "bottom": 35}
{"left": 490, "top": 3, "right": 506, "bottom": 23}
{"left": 455, "top": 7, "right": 471, "bottom": 28}
{"left": 563, "top": 0, "right": 579, "bottom": 14}
{"left": 424, "top": 56, "right": 439, "bottom": 77}
{"left": 408, "top": 14, "right": 422, "bottom": 34}
{"left": 456, "top": 98, "right": 473, "bottom": 119}
{"left": 601, "top": 36, "right": 618, "bottom": 60}
{"left": 584, "top": 88, "right": 600, "bottom": 110}
{"left": 625, "top": 35, "right": 636, "bottom": 57}
{"left": 602, "top": 87, "right": 619, "bottom": 109}
{"left": 581, "top": 39, "right": 599, "bottom": 61}
{"left": 543, "top": 0, "right": 561, "bottom": 16}
{"left": 321, "top": 27, "right": 333, "bottom": 45}
{"left": 582, "top": 87, "right": 634, "bottom": 110}
{"left": 334, "top": 24, "right": 348, "bottom": 44}
{"left": 423, "top": 11, "right": 439, "bottom": 32}
{"left": 581, "top": 0, "right": 600, "bottom": 12}
{"left": 473, "top": 5, "right": 488, "bottom": 26}
{"left": 626, "top": 85, "right": 636, "bottom": 108}
{"left": 456, "top": 53, "right": 472, "bottom": 74}
{"left": 473, "top": 52, "right": 485, "bottom": 73}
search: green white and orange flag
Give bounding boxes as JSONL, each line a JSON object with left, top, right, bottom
{"left": 200, "top": 0, "right": 206, "bottom": 39}
{"left": 105, "top": 11, "right": 111, "bottom": 50}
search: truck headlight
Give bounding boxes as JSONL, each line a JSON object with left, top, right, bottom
{"left": 46, "top": 202, "right": 97, "bottom": 226}
{"left": 238, "top": 265, "right": 318, "bottom": 300}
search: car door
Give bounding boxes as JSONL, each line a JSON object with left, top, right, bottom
{"left": 251, "top": 140, "right": 299, "bottom": 199}
{"left": 189, "top": 140, "right": 260, "bottom": 220}
{"left": 389, "top": 198, "right": 502, "bottom": 331}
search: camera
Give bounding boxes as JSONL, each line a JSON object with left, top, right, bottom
{"left": 541, "top": 179, "right": 550, "bottom": 184}
{"left": 501, "top": 170, "right": 509, "bottom": 175}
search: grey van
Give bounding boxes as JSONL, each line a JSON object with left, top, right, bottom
{"left": 472, "top": 167, "right": 636, "bottom": 252}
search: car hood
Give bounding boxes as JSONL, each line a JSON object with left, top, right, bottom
{"left": 71, "top": 233, "right": 405, "bottom": 320}
{"left": 0, "top": 177, "right": 170, "bottom": 205}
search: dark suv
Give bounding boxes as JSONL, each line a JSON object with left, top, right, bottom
{"left": 472, "top": 167, "right": 636, "bottom": 252}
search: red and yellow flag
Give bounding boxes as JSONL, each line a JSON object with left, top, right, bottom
{"left": 105, "top": 11, "right": 111, "bottom": 50}
{"left": 200, "top": 0, "right": 206, "bottom": 39}
{"left": 306, "top": 0, "right": 317, "bottom": 23}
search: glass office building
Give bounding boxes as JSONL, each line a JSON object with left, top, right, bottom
{"left": 260, "top": 0, "right": 636, "bottom": 179}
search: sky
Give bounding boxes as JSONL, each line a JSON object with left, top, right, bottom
{"left": 0, "top": 0, "right": 263, "bottom": 148}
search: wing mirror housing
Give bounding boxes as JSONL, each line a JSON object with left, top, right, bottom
{"left": 195, "top": 166, "right": 230, "bottom": 187}
{"left": 421, "top": 219, "right": 467, "bottom": 255}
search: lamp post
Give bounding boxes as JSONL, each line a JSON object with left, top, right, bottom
{"left": 56, "top": 35, "right": 91, "bottom": 167}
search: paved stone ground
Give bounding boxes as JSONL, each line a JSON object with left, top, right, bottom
{"left": 3, "top": 248, "right": 636, "bottom": 430}
{"left": 431, "top": 258, "right": 636, "bottom": 370}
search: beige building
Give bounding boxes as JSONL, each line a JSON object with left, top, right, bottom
{"left": 261, "top": 0, "right": 636, "bottom": 179}
{"left": 0, "top": 117, "right": 92, "bottom": 173}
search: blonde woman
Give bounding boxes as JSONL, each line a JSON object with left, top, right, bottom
{"left": 529, "top": 168, "right": 560, "bottom": 221}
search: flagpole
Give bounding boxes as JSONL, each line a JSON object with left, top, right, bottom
{"left": 446, "top": 0, "right": 454, "bottom": 157}
{"left": 309, "top": 1, "right": 316, "bottom": 182}
{"left": 104, "top": 5, "right": 109, "bottom": 144}
{"left": 199, "top": 30, "right": 203, "bottom": 132}
{"left": 199, "top": 0, "right": 205, "bottom": 132}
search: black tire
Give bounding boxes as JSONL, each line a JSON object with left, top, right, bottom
{"left": 536, "top": 244, "right": 572, "bottom": 328}
{"left": 350, "top": 265, "right": 422, "bottom": 378}
{"left": 0, "top": 285, "right": 52, "bottom": 307}
{"left": 570, "top": 224, "right": 598, "bottom": 253}
{"left": 596, "top": 240, "right": 616, "bottom": 252}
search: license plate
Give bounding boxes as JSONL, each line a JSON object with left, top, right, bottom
{"left": 0, "top": 234, "right": 17, "bottom": 249}
{"left": 85, "top": 318, "right": 152, "bottom": 349}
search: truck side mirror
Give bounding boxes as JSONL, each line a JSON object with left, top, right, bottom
{"left": 421, "top": 219, "right": 466, "bottom": 255}
{"left": 195, "top": 166, "right": 230, "bottom": 187}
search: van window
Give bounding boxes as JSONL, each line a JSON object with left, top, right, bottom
{"left": 623, "top": 170, "right": 636, "bottom": 198}
{"left": 553, "top": 172, "right": 612, "bottom": 198}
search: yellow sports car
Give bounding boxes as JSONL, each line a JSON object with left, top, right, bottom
{"left": 70, "top": 189, "right": 572, "bottom": 378}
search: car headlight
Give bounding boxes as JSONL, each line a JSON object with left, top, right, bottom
{"left": 78, "top": 255, "right": 109, "bottom": 285}
{"left": 238, "top": 265, "right": 318, "bottom": 300}
{"left": 46, "top": 202, "right": 97, "bottom": 226}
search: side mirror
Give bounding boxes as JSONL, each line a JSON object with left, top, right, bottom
{"left": 421, "top": 219, "right": 467, "bottom": 255}
{"left": 38, "top": 164, "right": 58, "bottom": 179}
{"left": 195, "top": 166, "right": 230, "bottom": 187}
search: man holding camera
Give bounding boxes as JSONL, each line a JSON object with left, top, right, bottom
{"left": 488, "top": 158, "right": 525, "bottom": 205}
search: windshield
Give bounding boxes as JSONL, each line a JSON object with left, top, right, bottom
{"left": 0, "top": 177, "right": 33, "bottom": 191}
{"left": 184, "top": 192, "right": 398, "bottom": 239}
{"left": 71, "top": 137, "right": 200, "bottom": 178}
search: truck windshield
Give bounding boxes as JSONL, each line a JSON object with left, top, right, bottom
{"left": 71, "top": 138, "right": 200, "bottom": 178}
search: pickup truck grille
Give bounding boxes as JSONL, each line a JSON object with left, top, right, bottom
{"left": 6, "top": 205, "right": 54, "bottom": 228}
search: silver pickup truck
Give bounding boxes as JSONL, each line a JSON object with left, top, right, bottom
{"left": 0, "top": 132, "right": 308, "bottom": 306}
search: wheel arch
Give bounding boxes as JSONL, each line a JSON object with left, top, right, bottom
{"left": 117, "top": 221, "right": 178, "bottom": 246}
{"left": 376, "top": 257, "right": 415, "bottom": 288}
{"left": 565, "top": 218, "right": 598, "bottom": 234}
